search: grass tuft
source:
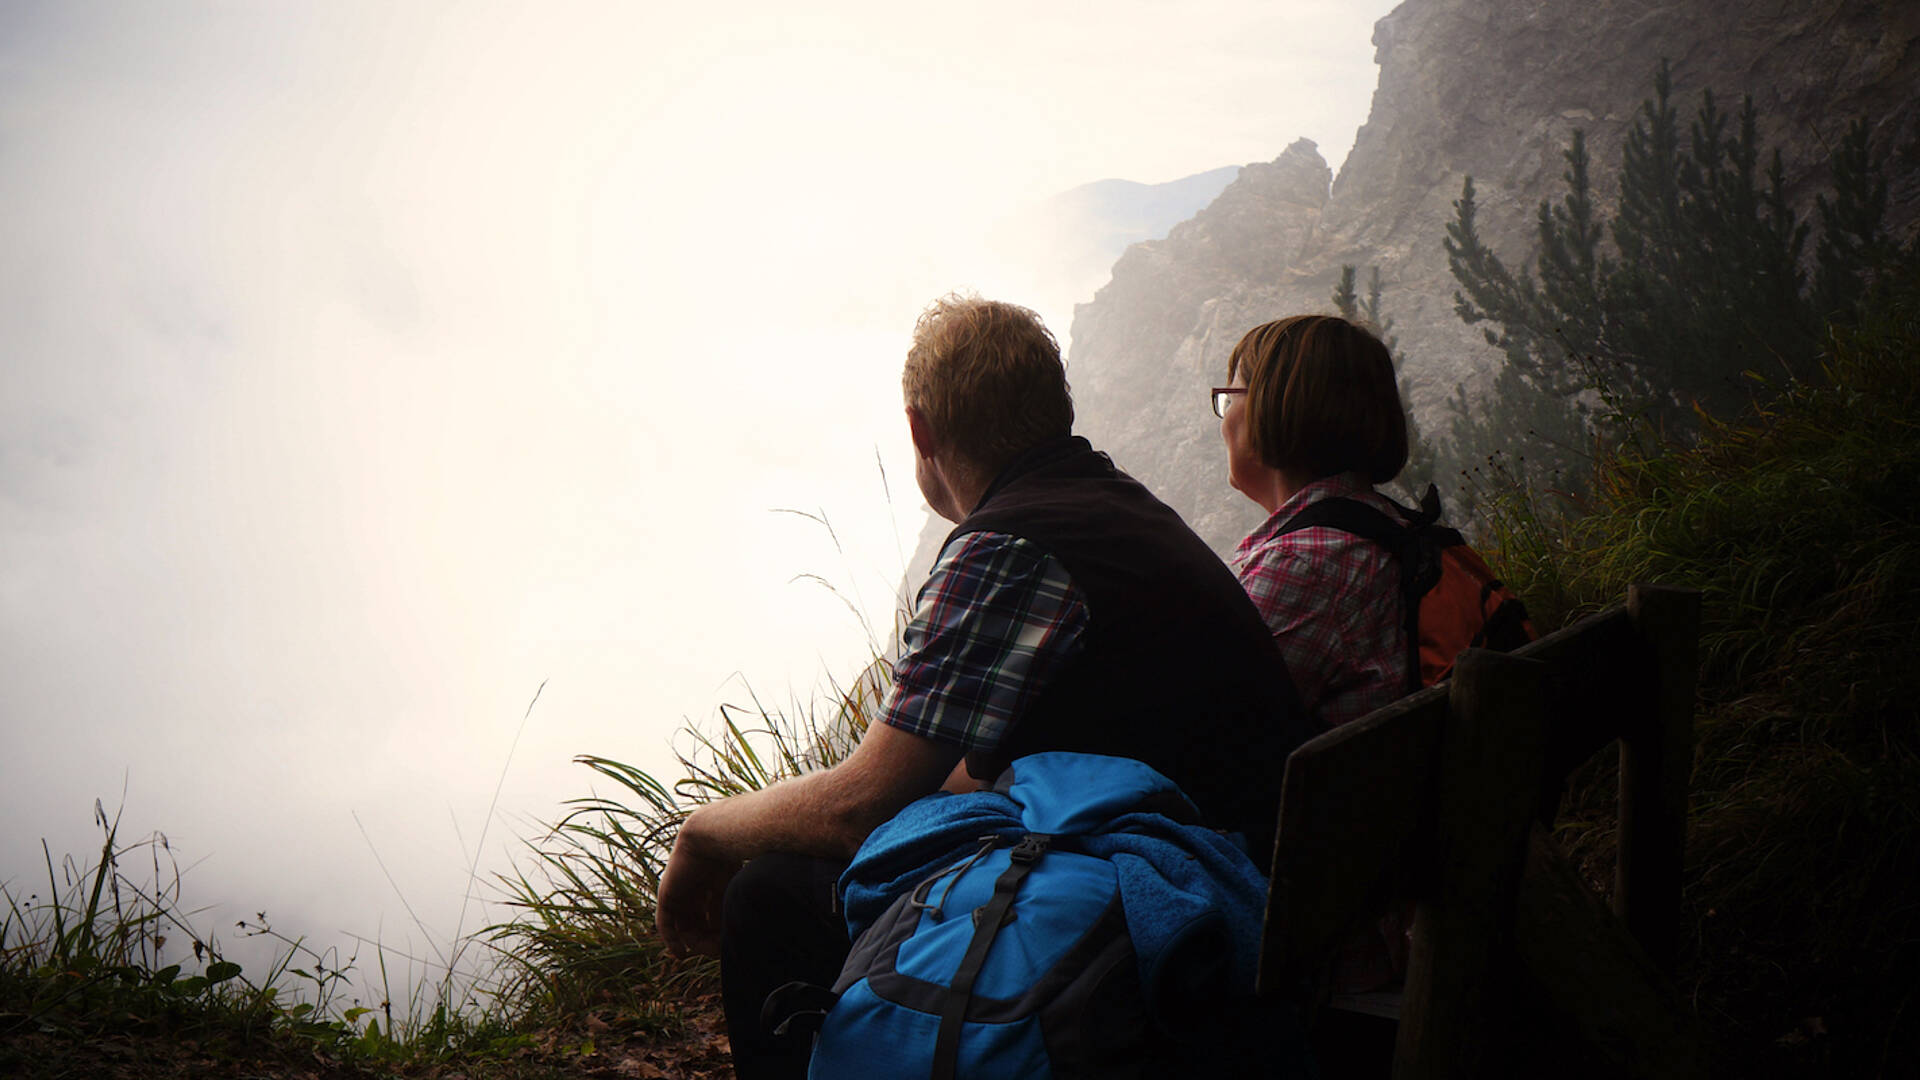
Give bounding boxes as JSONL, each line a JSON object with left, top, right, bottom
{"left": 0, "top": 801, "right": 412, "bottom": 1072}
{"left": 483, "top": 652, "right": 893, "bottom": 1042}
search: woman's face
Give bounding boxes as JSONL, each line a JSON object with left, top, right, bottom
{"left": 1220, "top": 370, "right": 1260, "bottom": 500}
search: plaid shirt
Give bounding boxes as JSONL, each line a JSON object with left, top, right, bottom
{"left": 1233, "top": 472, "right": 1410, "bottom": 728}
{"left": 880, "top": 530, "right": 1089, "bottom": 751}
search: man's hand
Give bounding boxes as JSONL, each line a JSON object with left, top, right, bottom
{"left": 651, "top": 723, "right": 964, "bottom": 958}
{"left": 657, "top": 808, "right": 735, "bottom": 959}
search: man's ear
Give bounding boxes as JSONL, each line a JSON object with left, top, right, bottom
{"left": 906, "top": 406, "right": 938, "bottom": 460}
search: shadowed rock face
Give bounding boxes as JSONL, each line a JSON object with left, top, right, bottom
{"left": 1066, "top": 138, "right": 1336, "bottom": 551}
{"left": 1068, "top": 0, "right": 1920, "bottom": 556}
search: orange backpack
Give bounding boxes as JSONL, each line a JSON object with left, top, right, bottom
{"left": 1276, "top": 485, "right": 1535, "bottom": 692}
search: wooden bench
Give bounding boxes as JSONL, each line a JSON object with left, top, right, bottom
{"left": 1258, "top": 584, "right": 1707, "bottom": 1078}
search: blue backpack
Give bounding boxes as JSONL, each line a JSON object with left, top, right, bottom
{"left": 780, "top": 753, "right": 1309, "bottom": 1079}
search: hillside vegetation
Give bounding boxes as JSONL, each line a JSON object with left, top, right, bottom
{"left": 1487, "top": 270, "right": 1920, "bottom": 1075}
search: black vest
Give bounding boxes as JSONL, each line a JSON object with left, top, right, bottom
{"left": 948, "top": 436, "right": 1306, "bottom": 851}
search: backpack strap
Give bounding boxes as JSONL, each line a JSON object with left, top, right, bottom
{"left": 1272, "top": 494, "right": 1409, "bottom": 546}
{"left": 763, "top": 981, "right": 841, "bottom": 1039}
{"left": 1270, "top": 484, "right": 1450, "bottom": 695}
{"left": 932, "top": 833, "right": 1052, "bottom": 1080}
{"left": 1474, "top": 578, "right": 1536, "bottom": 651}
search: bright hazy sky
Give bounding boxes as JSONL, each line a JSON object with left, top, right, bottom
{"left": 1, "top": 0, "right": 1399, "bottom": 1001}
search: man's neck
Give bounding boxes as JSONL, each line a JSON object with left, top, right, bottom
{"left": 931, "top": 459, "right": 990, "bottom": 522}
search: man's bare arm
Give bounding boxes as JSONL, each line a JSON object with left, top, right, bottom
{"left": 940, "top": 757, "right": 988, "bottom": 794}
{"left": 656, "top": 722, "right": 964, "bottom": 957}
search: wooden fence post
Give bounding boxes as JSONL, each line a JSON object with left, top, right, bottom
{"left": 1396, "top": 648, "right": 1547, "bottom": 1079}
{"left": 1619, "top": 585, "right": 1701, "bottom": 973}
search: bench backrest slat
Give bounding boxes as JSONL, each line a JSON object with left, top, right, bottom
{"left": 1260, "top": 685, "right": 1447, "bottom": 989}
{"left": 1256, "top": 584, "right": 1703, "bottom": 1078}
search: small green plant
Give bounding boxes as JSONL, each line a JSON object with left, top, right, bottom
{"left": 0, "top": 798, "right": 559, "bottom": 1078}
{"left": 0, "top": 800, "right": 384, "bottom": 1060}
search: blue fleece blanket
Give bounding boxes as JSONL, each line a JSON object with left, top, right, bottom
{"left": 838, "top": 752, "right": 1269, "bottom": 1007}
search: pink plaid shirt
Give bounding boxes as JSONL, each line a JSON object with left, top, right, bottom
{"left": 1232, "top": 472, "right": 1411, "bottom": 729}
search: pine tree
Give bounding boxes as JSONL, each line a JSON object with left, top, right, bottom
{"left": 1441, "top": 59, "right": 1894, "bottom": 485}
{"left": 1332, "top": 265, "right": 1442, "bottom": 500}
{"left": 1331, "top": 265, "right": 1360, "bottom": 320}
{"left": 1602, "top": 74, "right": 1814, "bottom": 407}
{"left": 1441, "top": 173, "right": 1591, "bottom": 486}
{"left": 1813, "top": 118, "right": 1892, "bottom": 320}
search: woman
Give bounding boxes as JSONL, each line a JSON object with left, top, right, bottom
{"left": 1216, "top": 313, "right": 1417, "bottom": 1064}
{"left": 1214, "top": 313, "right": 1412, "bottom": 729}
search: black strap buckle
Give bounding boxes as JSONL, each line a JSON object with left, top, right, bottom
{"left": 1010, "top": 834, "right": 1052, "bottom": 864}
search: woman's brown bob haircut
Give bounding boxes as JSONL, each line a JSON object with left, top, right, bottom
{"left": 904, "top": 295, "right": 1074, "bottom": 476}
{"left": 1227, "top": 314, "right": 1408, "bottom": 485}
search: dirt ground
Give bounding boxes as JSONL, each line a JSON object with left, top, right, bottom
{"left": 0, "top": 996, "right": 736, "bottom": 1080}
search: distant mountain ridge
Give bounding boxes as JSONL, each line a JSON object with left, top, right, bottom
{"left": 983, "top": 165, "right": 1243, "bottom": 339}
{"left": 1038, "top": 165, "right": 1245, "bottom": 257}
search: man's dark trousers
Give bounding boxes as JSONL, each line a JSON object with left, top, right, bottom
{"left": 720, "top": 852, "right": 849, "bottom": 1080}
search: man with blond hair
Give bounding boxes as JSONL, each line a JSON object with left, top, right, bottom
{"left": 658, "top": 295, "right": 1305, "bottom": 1080}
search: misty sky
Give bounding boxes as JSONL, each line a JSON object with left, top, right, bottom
{"left": 1, "top": 0, "right": 1398, "bottom": 1001}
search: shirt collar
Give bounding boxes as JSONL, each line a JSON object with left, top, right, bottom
{"left": 1234, "top": 471, "right": 1374, "bottom": 558}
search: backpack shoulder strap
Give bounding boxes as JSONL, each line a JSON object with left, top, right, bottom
{"left": 1270, "top": 495, "right": 1409, "bottom": 547}
{"left": 1268, "top": 490, "right": 1433, "bottom": 695}
{"left": 1271, "top": 484, "right": 1449, "bottom": 544}
{"left": 933, "top": 834, "right": 1052, "bottom": 1080}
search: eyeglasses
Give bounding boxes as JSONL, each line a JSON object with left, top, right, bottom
{"left": 1210, "top": 386, "right": 1246, "bottom": 418}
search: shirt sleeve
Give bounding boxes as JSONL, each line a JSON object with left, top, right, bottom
{"left": 879, "top": 530, "right": 1089, "bottom": 752}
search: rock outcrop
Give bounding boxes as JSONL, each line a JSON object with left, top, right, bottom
{"left": 1070, "top": 0, "right": 1920, "bottom": 555}
{"left": 1068, "top": 138, "right": 1337, "bottom": 548}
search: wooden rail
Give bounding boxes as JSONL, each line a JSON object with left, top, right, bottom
{"left": 1257, "top": 584, "right": 1705, "bottom": 1078}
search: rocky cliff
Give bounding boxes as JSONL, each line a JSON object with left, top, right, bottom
{"left": 1070, "top": 0, "right": 1920, "bottom": 555}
